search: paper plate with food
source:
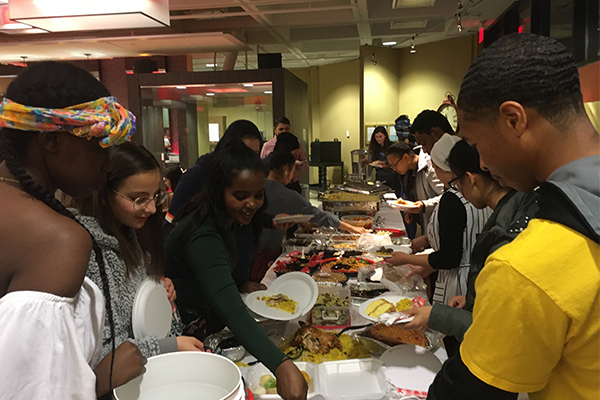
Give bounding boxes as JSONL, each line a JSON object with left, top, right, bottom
{"left": 368, "top": 244, "right": 412, "bottom": 258}
{"left": 358, "top": 293, "right": 416, "bottom": 323}
{"left": 319, "top": 256, "right": 374, "bottom": 276}
{"left": 387, "top": 198, "right": 420, "bottom": 211}
{"left": 370, "top": 160, "right": 387, "bottom": 168}
{"left": 244, "top": 291, "right": 302, "bottom": 321}
{"left": 273, "top": 214, "right": 314, "bottom": 224}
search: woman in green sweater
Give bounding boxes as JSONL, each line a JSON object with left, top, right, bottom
{"left": 165, "top": 142, "right": 307, "bottom": 400}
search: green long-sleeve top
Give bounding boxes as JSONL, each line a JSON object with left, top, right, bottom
{"left": 165, "top": 212, "right": 286, "bottom": 372}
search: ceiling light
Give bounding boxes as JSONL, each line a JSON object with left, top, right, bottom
{"left": 264, "top": 91, "right": 272, "bottom": 94}
{"left": 8, "top": 0, "right": 169, "bottom": 32}
{"left": 206, "top": 63, "right": 216, "bottom": 67}
{"left": 243, "top": 83, "right": 254, "bottom": 87}
{"left": 206, "top": 93, "right": 215, "bottom": 96}
{"left": 383, "top": 41, "right": 397, "bottom": 46}
{"left": 176, "top": 86, "right": 186, "bottom": 90}
{"left": 410, "top": 36, "right": 416, "bottom": 54}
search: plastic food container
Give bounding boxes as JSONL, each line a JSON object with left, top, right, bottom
{"left": 247, "top": 359, "right": 386, "bottom": 400}
{"left": 310, "top": 285, "right": 351, "bottom": 329}
{"left": 247, "top": 362, "right": 318, "bottom": 399}
{"left": 113, "top": 352, "right": 243, "bottom": 400}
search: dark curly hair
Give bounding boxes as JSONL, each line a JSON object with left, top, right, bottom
{"left": 410, "top": 110, "right": 454, "bottom": 135}
{"left": 458, "top": 33, "right": 584, "bottom": 128}
{"left": 0, "top": 61, "right": 118, "bottom": 391}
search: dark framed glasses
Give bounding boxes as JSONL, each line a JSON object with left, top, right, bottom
{"left": 113, "top": 190, "right": 167, "bottom": 211}
{"left": 448, "top": 175, "right": 462, "bottom": 191}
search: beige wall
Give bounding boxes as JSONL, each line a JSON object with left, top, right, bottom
{"left": 363, "top": 45, "right": 401, "bottom": 136}
{"left": 290, "top": 62, "right": 361, "bottom": 184}
{"left": 398, "top": 36, "right": 476, "bottom": 121}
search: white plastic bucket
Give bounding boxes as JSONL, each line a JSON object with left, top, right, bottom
{"left": 114, "top": 352, "right": 243, "bottom": 400}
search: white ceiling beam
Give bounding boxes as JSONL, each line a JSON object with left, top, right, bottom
{"left": 354, "top": 0, "right": 372, "bottom": 45}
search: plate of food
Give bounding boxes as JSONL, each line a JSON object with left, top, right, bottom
{"left": 273, "top": 214, "right": 314, "bottom": 224}
{"left": 273, "top": 253, "right": 322, "bottom": 276}
{"left": 244, "top": 290, "right": 302, "bottom": 321}
{"left": 387, "top": 198, "right": 420, "bottom": 211}
{"left": 269, "top": 272, "right": 319, "bottom": 316}
{"left": 368, "top": 244, "right": 412, "bottom": 258}
{"left": 358, "top": 294, "right": 415, "bottom": 322}
{"left": 340, "top": 214, "right": 373, "bottom": 229}
{"left": 319, "top": 256, "right": 374, "bottom": 276}
{"left": 370, "top": 160, "right": 387, "bottom": 168}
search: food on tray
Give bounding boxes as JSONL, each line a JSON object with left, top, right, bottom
{"left": 331, "top": 243, "right": 357, "bottom": 249}
{"left": 373, "top": 246, "right": 393, "bottom": 256}
{"left": 396, "top": 298, "right": 413, "bottom": 312}
{"left": 322, "top": 192, "right": 379, "bottom": 202}
{"left": 370, "top": 160, "right": 387, "bottom": 167}
{"left": 331, "top": 234, "right": 361, "bottom": 241}
{"left": 285, "top": 238, "right": 314, "bottom": 247}
{"left": 261, "top": 294, "right": 298, "bottom": 314}
{"left": 374, "top": 230, "right": 392, "bottom": 236}
{"left": 341, "top": 214, "right": 373, "bottom": 228}
{"left": 273, "top": 253, "right": 322, "bottom": 275}
{"left": 301, "top": 371, "right": 310, "bottom": 384}
{"left": 365, "top": 299, "right": 396, "bottom": 318}
{"left": 312, "top": 291, "right": 351, "bottom": 327}
{"left": 369, "top": 323, "right": 429, "bottom": 347}
{"left": 312, "top": 271, "right": 347, "bottom": 283}
{"left": 320, "top": 256, "right": 372, "bottom": 273}
{"left": 291, "top": 321, "right": 342, "bottom": 354}
{"left": 285, "top": 322, "right": 370, "bottom": 363}
{"left": 254, "top": 375, "right": 278, "bottom": 395}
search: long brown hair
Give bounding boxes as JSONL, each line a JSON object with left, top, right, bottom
{"left": 75, "top": 142, "right": 164, "bottom": 279}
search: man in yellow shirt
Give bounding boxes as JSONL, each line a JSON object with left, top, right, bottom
{"left": 427, "top": 34, "right": 600, "bottom": 400}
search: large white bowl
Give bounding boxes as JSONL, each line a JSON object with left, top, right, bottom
{"left": 114, "top": 352, "right": 242, "bottom": 400}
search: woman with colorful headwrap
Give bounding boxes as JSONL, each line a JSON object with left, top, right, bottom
{"left": 0, "top": 61, "right": 143, "bottom": 399}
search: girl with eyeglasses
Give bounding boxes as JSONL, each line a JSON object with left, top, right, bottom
{"left": 73, "top": 142, "right": 204, "bottom": 365}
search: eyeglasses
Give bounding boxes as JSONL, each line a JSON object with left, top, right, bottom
{"left": 112, "top": 190, "right": 167, "bottom": 211}
{"left": 448, "top": 175, "right": 462, "bottom": 191}
{"left": 389, "top": 157, "right": 402, "bottom": 169}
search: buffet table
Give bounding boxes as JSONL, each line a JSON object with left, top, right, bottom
{"left": 237, "top": 202, "right": 450, "bottom": 400}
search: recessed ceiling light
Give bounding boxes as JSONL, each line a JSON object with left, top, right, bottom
{"left": 206, "top": 63, "right": 216, "bottom": 67}
{"left": 243, "top": 83, "right": 254, "bottom": 87}
{"left": 176, "top": 86, "right": 185, "bottom": 89}
{"left": 383, "top": 41, "right": 397, "bottom": 46}
{"left": 206, "top": 93, "right": 215, "bottom": 96}
{"left": 264, "top": 90, "right": 272, "bottom": 94}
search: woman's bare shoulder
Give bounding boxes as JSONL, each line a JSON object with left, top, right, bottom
{"left": 0, "top": 193, "right": 93, "bottom": 297}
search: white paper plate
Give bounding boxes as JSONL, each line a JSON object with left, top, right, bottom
{"left": 273, "top": 214, "right": 314, "bottom": 224}
{"left": 132, "top": 278, "right": 172, "bottom": 339}
{"left": 244, "top": 290, "right": 302, "bottom": 321}
{"left": 368, "top": 244, "right": 412, "bottom": 258}
{"left": 387, "top": 199, "right": 420, "bottom": 211}
{"left": 358, "top": 293, "right": 412, "bottom": 323}
{"left": 380, "top": 345, "right": 442, "bottom": 394}
{"left": 269, "top": 271, "right": 318, "bottom": 316}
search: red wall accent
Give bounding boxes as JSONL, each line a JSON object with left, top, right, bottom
{"left": 99, "top": 58, "right": 129, "bottom": 109}
{"left": 579, "top": 61, "right": 599, "bottom": 103}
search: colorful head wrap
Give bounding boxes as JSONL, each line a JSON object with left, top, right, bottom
{"left": 0, "top": 96, "right": 135, "bottom": 148}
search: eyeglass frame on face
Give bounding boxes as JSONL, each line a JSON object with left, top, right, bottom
{"left": 448, "top": 175, "right": 462, "bottom": 191}
{"left": 388, "top": 156, "right": 403, "bottom": 169}
{"left": 112, "top": 189, "right": 167, "bottom": 211}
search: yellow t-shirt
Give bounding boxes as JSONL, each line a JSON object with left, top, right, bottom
{"left": 461, "top": 219, "right": 600, "bottom": 400}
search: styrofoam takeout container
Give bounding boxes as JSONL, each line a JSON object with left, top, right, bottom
{"left": 248, "top": 359, "right": 386, "bottom": 400}
{"left": 114, "top": 352, "right": 243, "bottom": 400}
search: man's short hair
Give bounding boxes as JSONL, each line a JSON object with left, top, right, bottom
{"left": 410, "top": 110, "right": 454, "bottom": 135}
{"left": 458, "top": 33, "right": 584, "bottom": 127}
{"left": 387, "top": 142, "right": 415, "bottom": 158}
{"left": 274, "top": 116, "right": 290, "bottom": 127}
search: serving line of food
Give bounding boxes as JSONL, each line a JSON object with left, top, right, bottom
{"left": 231, "top": 199, "right": 447, "bottom": 400}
